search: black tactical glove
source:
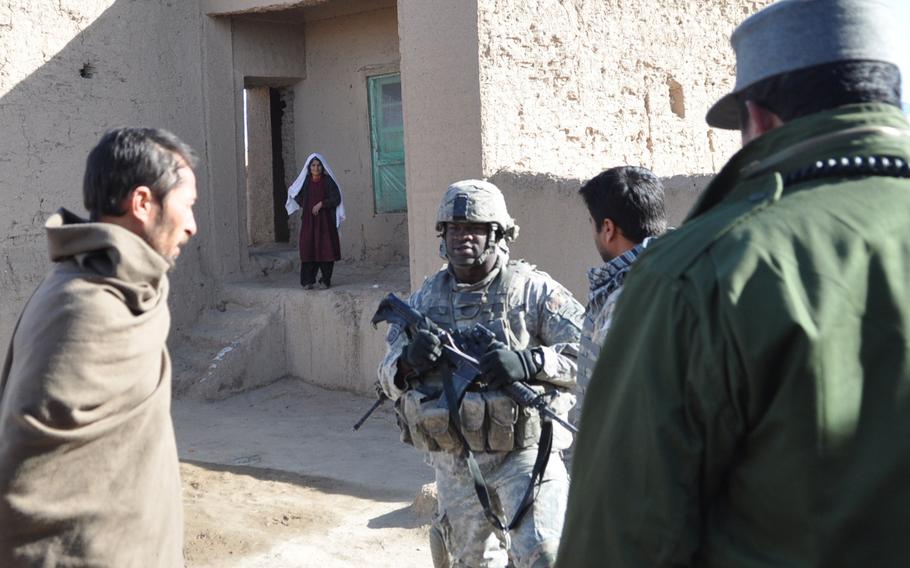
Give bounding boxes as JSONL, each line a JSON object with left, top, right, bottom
{"left": 404, "top": 329, "right": 443, "bottom": 371}
{"left": 480, "top": 346, "right": 543, "bottom": 389}
{"left": 461, "top": 327, "right": 498, "bottom": 359}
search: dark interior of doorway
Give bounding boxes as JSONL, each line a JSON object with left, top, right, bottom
{"left": 270, "top": 88, "right": 290, "bottom": 243}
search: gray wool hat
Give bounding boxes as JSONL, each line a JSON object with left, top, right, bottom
{"left": 706, "top": 0, "right": 905, "bottom": 130}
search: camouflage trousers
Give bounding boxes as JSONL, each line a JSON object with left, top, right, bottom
{"left": 430, "top": 447, "right": 568, "bottom": 568}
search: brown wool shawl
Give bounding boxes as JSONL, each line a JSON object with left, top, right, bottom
{"left": 0, "top": 209, "right": 183, "bottom": 567}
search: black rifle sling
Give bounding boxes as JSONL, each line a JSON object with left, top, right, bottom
{"left": 506, "top": 418, "right": 553, "bottom": 531}
{"left": 478, "top": 259, "right": 555, "bottom": 530}
{"left": 441, "top": 364, "right": 507, "bottom": 532}
{"left": 440, "top": 363, "right": 554, "bottom": 533}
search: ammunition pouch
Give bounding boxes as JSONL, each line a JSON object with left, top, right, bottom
{"left": 514, "top": 385, "right": 546, "bottom": 448}
{"left": 391, "top": 260, "right": 558, "bottom": 454}
{"left": 394, "top": 395, "right": 413, "bottom": 446}
{"left": 397, "top": 389, "right": 459, "bottom": 452}
{"left": 458, "top": 391, "right": 487, "bottom": 451}
{"left": 397, "top": 387, "right": 544, "bottom": 453}
{"left": 486, "top": 391, "right": 518, "bottom": 451}
{"left": 398, "top": 389, "right": 428, "bottom": 450}
{"left": 421, "top": 405, "right": 460, "bottom": 452}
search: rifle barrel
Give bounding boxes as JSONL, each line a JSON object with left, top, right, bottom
{"left": 352, "top": 397, "right": 385, "bottom": 432}
{"left": 539, "top": 406, "right": 579, "bottom": 434}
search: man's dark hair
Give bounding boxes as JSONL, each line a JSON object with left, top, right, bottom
{"left": 579, "top": 166, "right": 667, "bottom": 243}
{"left": 83, "top": 127, "right": 198, "bottom": 220}
{"left": 737, "top": 60, "right": 902, "bottom": 128}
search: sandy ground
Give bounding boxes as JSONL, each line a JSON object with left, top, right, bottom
{"left": 173, "top": 379, "right": 435, "bottom": 567}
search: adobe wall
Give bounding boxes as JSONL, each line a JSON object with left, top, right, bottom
{"left": 477, "top": 0, "right": 773, "bottom": 178}
{"left": 0, "top": 0, "right": 413, "bottom": 396}
{"left": 397, "top": 0, "right": 484, "bottom": 288}
{"left": 0, "top": 0, "right": 784, "bottom": 395}
{"left": 294, "top": 5, "right": 407, "bottom": 264}
{"left": 222, "top": 17, "right": 306, "bottom": 273}
{"left": 0, "top": 0, "right": 213, "bottom": 351}
{"left": 490, "top": 171, "right": 713, "bottom": 295}
{"left": 473, "top": 0, "right": 773, "bottom": 299}
{"left": 193, "top": 11, "right": 311, "bottom": 285}
{"left": 244, "top": 87, "right": 275, "bottom": 245}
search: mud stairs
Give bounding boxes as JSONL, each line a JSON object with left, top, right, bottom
{"left": 170, "top": 250, "right": 409, "bottom": 400}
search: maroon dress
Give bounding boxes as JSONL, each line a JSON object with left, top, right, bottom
{"left": 298, "top": 176, "right": 341, "bottom": 263}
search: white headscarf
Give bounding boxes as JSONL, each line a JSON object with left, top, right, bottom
{"left": 285, "top": 152, "right": 346, "bottom": 228}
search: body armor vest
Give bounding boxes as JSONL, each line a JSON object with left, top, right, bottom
{"left": 397, "top": 260, "right": 550, "bottom": 453}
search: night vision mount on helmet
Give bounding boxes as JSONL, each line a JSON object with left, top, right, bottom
{"left": 435, "top": 180, "right": 519, "bottom": 240}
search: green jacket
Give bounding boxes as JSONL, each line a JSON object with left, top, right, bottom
{"left": 557, "top": 104, "right": 910, "bottom": 568}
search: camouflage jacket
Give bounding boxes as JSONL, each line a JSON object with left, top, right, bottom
{"left": 377, "top": 253, "right": 584, "bottom": 448}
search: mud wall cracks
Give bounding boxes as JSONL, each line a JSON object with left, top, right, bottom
{"left": 476, "top": 0, "right": 772, "bottom": 180}
{"left": 0, "top": 0, "right": 212, "bottom": 349}
{"left": 471, "top": 0, "right": 773, "bottom": 299}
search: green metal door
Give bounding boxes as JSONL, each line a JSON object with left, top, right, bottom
{"left": 368, "top": 73, "right": 407, "bottom": 213}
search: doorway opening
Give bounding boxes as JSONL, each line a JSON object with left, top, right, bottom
{"left": 243, "top": 84, "right": 296, "bottom": 246}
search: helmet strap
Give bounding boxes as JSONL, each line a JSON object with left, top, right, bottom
{"left": 439, "top": 222, "right": 503, "bottom": 265}
{"left": 475, "top": 224, "right": 500, "bottom": 264}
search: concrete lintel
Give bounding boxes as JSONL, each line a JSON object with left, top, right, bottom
{"left": 201, "top": 0, "right": 318, "bottom": 17}
{"left": 244, "top": 76, "right": 303, "bottom": 87}
{"left": 356, "top": 61, "right": 400, "bottom": 75}
{"left": 202, "top": 0, "right": 396, "bottom": 22}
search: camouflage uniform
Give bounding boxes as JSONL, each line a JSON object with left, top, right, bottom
{"left": 378, "top": 181, "right": 584, "bottom": 568}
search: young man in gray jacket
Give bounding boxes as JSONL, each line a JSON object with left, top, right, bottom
{"left": 571, "top": 166, "right": 666, "bottom": 430}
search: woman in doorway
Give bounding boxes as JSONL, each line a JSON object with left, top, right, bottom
{"left": 285, "top": 153, "right": 345, "bottom": 289}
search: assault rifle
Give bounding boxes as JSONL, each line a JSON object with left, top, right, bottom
{"left": 370, "top": 292, "right": 577, "bottom": 533}
{"left": 369, "top": 293, "right": 577, "bottom": 434}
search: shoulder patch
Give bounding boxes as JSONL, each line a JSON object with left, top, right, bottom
{"left": 511, "top": 258, "right": 536, "bottom": 270}
{"left": 545, "top": 287, "right": 572, "bottom": 313}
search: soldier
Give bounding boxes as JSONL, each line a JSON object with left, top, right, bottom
{"left": 558, "top": 1, "right": 910, "bottom": 567}
{"left": 378, "top": 180, "right": 584, "bottom": 568}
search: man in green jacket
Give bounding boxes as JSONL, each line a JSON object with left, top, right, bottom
{"left": 557, "top": 1, "right": 910, "bottom": 566}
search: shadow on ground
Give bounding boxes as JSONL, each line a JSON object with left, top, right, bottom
{"left": 173, "top": 378, "right": 434, "bottom": 503}
{"left": 181, "top": 459, "right": 409, "bottom": 503}
{"left": 368, "top": 504, "right": 428, "bottom": 530}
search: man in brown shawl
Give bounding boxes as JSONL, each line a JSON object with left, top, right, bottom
{"left": 0, "top": 127, "right": 198, "bottom": 566}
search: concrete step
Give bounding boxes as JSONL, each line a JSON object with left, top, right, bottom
{"left": 171, "top": 302, "right": 286, "bottom": 400}
{"left": 170, "top": 260, "right": 411, "bottom": 400}
{"left": 249, "top": 246, "right": 298, "bottom": 276}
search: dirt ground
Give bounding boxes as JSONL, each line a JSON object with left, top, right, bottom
{"left": 173, "top": 379, "right": 435, "bottom": 567}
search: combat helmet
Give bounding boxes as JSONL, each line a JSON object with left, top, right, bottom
{"left": 435, "top": 179, "right": 519, "bottom": 262}
{"left": 435, "top": 179, "right": 519, "bottom": 241}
